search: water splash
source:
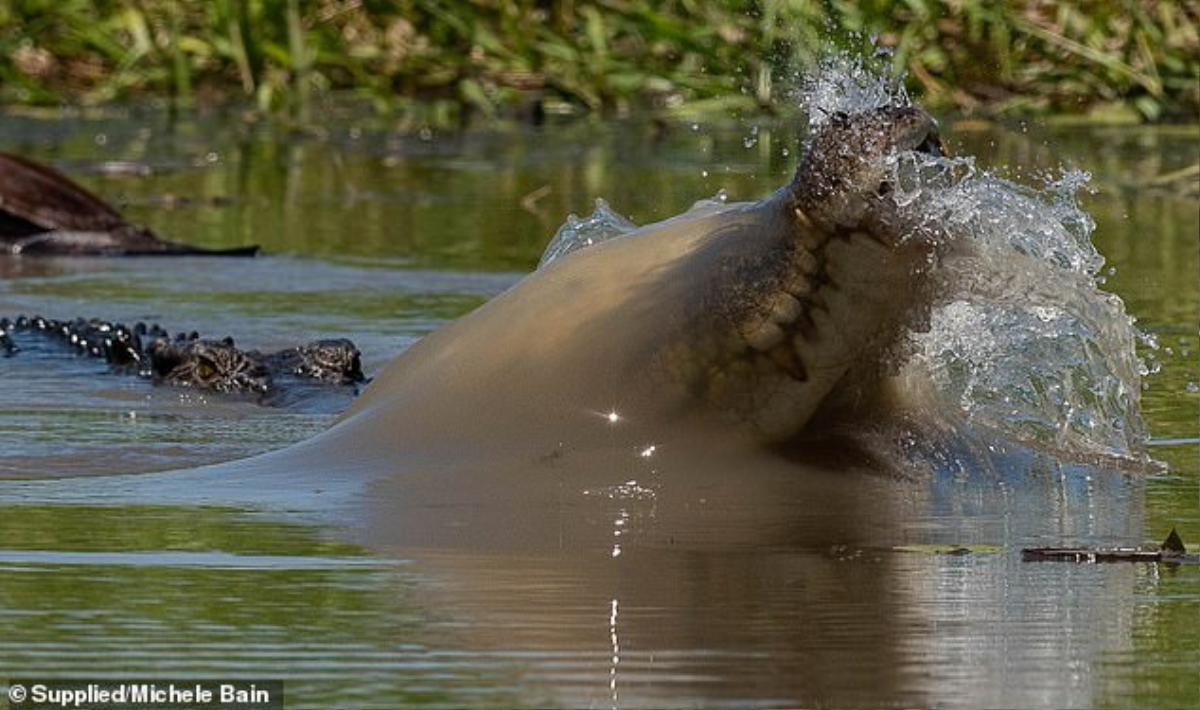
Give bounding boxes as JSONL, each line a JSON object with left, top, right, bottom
{"left": 538, "top": 192, "right": 729, "bottom": 268}
{"left": 794, "top": 50, "right": 910, "bottom": 129}
{"left": 537, "top": 198, "right": 637, "bottom": 268}
{"left": 540, "top": 51, "right": 1152, "bottom": 464}
{"left": 790, "top": 51, "right": 1151, "bottom": 462}
{"left": 883, "top": 149, "right": 1149, "bottom": 460}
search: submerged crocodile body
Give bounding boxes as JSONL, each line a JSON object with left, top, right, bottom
{"left": 1, "top": 315, "right": 364, "bottom": 402}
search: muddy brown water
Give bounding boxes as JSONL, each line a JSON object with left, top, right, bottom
{"left": 0, "top": 107, "right": 1197, "bottom": 708}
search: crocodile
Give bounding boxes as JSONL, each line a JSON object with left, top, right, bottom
{"left": 0, "top": 315, "right": 364, "bottom": 401}
{"left": 234, "top": 104, "right": 954, "bottom": 477}
{"left": 0, "top": 151, "right": 259, "bottom": 256}
{"left": 4, "top": 106, "right": 951, "bottom": 481}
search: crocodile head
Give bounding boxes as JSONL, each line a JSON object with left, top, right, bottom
{"left": 148, "top": 338, "right": 272, "bottom": 394}
{"left": 666, "top": 105, "right": 948, "bottom": 442}
{"left": 286, "top": 339, "right": 366, "bottom": 384}
{"left": 791, "top": 105, "right": 942, "bottom": 234}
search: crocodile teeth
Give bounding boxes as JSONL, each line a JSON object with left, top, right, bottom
{"left": 781, "top": 271, "right": 814, "bottom": 298}
{"left": 793, "top": 209, "right": 828, "bottom": 250}
{"left": 768, "top": 292, "right": 803, "bottom": 325}
{"left": 741, "top": 318, "right": 785, "bottom": 352}
{"left": 792, "top": 249, "right": 820, "bottom": 275}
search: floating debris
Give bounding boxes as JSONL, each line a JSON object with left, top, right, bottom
{"left": 894, "top": 544, "right": 1004, "bottom": 555}
{"left": 1022, "top": 528, "right": 1199, "bottom": 564}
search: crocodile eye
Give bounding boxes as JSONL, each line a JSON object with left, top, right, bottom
{"left": 196, "top": 359, "right": 217, "bottom": 381}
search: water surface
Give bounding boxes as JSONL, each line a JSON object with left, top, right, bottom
{"left": 0, "top": 106, "right": 1197, "bottom": 708}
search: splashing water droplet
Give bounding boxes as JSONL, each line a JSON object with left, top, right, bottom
{"left": 795, "top": 51, "right": 910, "bottom": 129}
{"left": 898, "top": 157, "right": 1151, "bottom": 459}
{"left": 538, "top": 199, "right": 638, "bottom": 268}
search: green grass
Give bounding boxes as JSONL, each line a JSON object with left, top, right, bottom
{"left": 0, "top": 1, "right": 1196, "bottom": 122}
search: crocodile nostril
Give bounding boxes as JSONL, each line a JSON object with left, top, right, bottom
{"left": 916, "top": 132, "right": 943, "bottom": 157}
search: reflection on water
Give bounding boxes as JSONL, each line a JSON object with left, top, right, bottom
{"left": 0, "top": 506, "right": 529, "bottom": 708}
{"left": 357, "top": 454, "right": 1150, "bottom": 709}
{"left": 0, "top": 460, "right": 1168, "bottom": 709}
{"left": 0, "top": 105, "right": 1196, "bottom": 708}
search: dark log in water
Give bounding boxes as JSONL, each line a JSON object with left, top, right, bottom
{"left": 1022, "top": 528, "right": 1198, "bottom": 564}
{"left": 0, "top": 151, "right": 259, "bottom": 256}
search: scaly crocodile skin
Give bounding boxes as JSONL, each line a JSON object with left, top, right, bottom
{"left": 1, "top": 315, "right": 364, "bottom": 399}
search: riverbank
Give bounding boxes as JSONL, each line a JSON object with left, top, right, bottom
{"left": 2, "top": 1, "right": 1197, "bottom": 123}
